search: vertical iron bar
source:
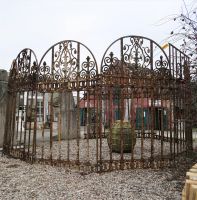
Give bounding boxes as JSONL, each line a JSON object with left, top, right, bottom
{"left": 169, "top": 44, "right": 172, "bottom": 74}
{"left": 41, "top": 93, "right": 45, "bottom": 160}
{"left": 95, "top": 85, "right": 99, "bottom": 172}
{"left": 169, "top": 89, "right": 173, "bottom": 159}
{"left": 86, "top": 56, "right": 90, "bottom": 164}
{"left": 161, "top": 88, "right": 164, "bottom": 162}
{"left": 27, "top": 91, "right": 33, "bottom": 156}
{"left": 172, "top": 46, "right": 175, "bottom": 78}
{"left": 150, "top": 79, "right": 155, "bottom": 166}
{"left": 58, "top": 91, "right": 62, "bottom": 160}
{"left": 109, "top": 86, "right": 113, "bottom": 170}
{"left": 23, "top": 91, "right": 29, "bottom": 157}
{"left": 120, "top": 87, "right": 124, "bottom": 169}
{"left": 19, "top": 92, "right": 24, "bottom": 148}
{"left": 120, "top": 38, "right": 124, "bottom": 170}
{"left": 140, "top": 85, "right": 144, "bottom": 161}
{"left": 9, "top": 94, "right": 15, "bottom": 151}
{"left": 174, "top": 48, "right": 177, "bottom": 157}
{"left": 10, "top": 93, "right": 17, "bottom": 150}
{"left": 50, "top": 93, "right": 54, "bottom": 162}
{"left": 182, "top": 79, "right": 185, "bottom": 152}
{"left": 32, "top": 90, "right": 38, "bottom": 161}
{"left": 16, "top": 92, "right": 20, "bottom": 146}
{"left": 76, "top": 42, "right": 80, "bottom": 166}
{"left": 150, "top": 42, "right": 154, "bottom": 166}
{"left": 67, "top": 91, "right": 71, "bottom": 163}
{"left": 130, "top": 89, "right": 134, "bottom": 166}
{"left": 150, "top": 41, "right": 153, "bottom": 70}
{"left": 50, "top": 46, "right": 54, "bottom": 163}
{"left": 99, "top": 86, "right": 103, "bottom": 171}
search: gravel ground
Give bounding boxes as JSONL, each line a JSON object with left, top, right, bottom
{"left": 34, "top": 138, "right": 173, "bottom": 162}
{"left": 1, "top": 152, "right": 197, "bottom": 200}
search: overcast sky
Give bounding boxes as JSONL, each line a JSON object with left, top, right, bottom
{"left": 0, "top": 0, "right": 193, "bottom": 71}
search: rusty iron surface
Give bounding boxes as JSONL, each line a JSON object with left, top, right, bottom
{"left": 3, "top": 36, "right": 194, "bottom": 173}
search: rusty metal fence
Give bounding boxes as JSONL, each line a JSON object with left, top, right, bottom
{"left": 3, "top": 36, "right": 193, "bottom": 172}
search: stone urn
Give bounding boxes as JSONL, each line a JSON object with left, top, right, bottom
{"left": 106, "top": 120, "right": 136, "bottom": 153}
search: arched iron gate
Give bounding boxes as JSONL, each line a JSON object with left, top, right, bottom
{"left": 99, "top": 36, "right": 190, "bottom": 171}
{"left": 3, "top": 49, "right": 38, "bottom": 160}
{"left": 3, "top": 36, "right": 192, "bottom": 172}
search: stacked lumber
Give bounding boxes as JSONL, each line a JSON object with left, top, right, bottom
{"left": 182, "top": 164, "right": 197, "bottom": 200}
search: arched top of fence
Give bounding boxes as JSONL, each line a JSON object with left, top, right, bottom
{"left": 8, "top": 37, "right": 190, "bottom": 92}
{"left": 101, "top": 35, "right": 170, "bottom": 77}
{"left": 38, "top": 40, "right": 98, "bottom": 83}
{"left": 9, "top": 48, "right": 38, "bottom": 91}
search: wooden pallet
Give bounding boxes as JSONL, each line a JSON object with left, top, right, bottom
{"left": 182, "top": 164, "right": 197, "bottom": 200}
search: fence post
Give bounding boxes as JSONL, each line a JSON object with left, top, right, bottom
{"left": 184, "top": 61, "right": 193, "bottom": 152}
{"left": 0, "top": 69, "right": 8, "bottom": 148}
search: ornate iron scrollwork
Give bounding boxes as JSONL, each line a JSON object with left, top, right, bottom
{"left": 80, "top": 56, "right": 97, "bottom": 79}
{"left": 9, "top": 49, "right": 38, "bottom": 91}
{"left": 39, "top": 61, "right": 51, "bottom": 82}
{"left": 53, "top": 41, "right": 77, "bottom": 81}
{"left": 39, "top": 40, "right": 98, "bottom": 90}
{"left": 101, "top": 35, "right": 170, "bottom": 82}
{"left": 155, "top": 56, "right": 170, "bottom": 78}
{"left": 102, "top": 52, "right": 119, "bottom": 74}
{"left": 123, "top": 36, "right": 151, "bottom": 68}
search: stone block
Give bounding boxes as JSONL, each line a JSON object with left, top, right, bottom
{"left": 61, "top": 92, "right": 78, "bottom": 140}
{"left": 0, "top": 69, "right": 8, "bottom": 147}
